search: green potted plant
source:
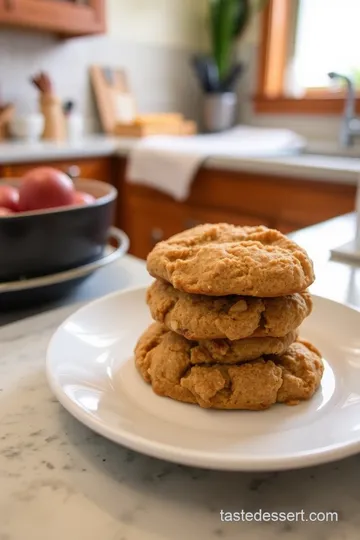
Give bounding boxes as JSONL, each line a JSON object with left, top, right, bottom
{"left": 193, "top": 0, "right": 268, "bottom": 132}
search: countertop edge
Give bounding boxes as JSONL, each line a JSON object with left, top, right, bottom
{"left": 1, "top": 137, "right": 360, "bottom": 185}
{"left": 205, "top": 156, "right": 360, "bottom": 185}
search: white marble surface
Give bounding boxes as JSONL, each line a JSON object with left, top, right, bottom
{"left": 207, "top": 153, "right": 360, "bottom": 185}
{"left": 1, "top": 135, "right": 360, "bottom": 185}
{"left": 0, "top": 136, "right": 123, "bottom": 164}
{"left": 1, "top": 219, "right": 360, "bottom": 539}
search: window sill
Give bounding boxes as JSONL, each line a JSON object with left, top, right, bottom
{"left": 253, "top": 95, "right": 360, "bottom": 115}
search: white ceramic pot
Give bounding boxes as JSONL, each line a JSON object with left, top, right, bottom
{"left": 10, "top": 114, "right": 45, "bottom": 142}
{"left": 66, "top": 113, "right": 84, "bottom": 143}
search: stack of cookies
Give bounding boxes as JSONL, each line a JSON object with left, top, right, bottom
{"left": 135, "top": 224, "right": 324, "bottom": 410}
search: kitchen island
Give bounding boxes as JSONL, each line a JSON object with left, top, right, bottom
{"left": 0, "top": 214, "right": 359, "bottom": 540}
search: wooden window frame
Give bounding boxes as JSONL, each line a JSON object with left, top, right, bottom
{"left": 254, "top": 0, "right": 360, "bottom": 114}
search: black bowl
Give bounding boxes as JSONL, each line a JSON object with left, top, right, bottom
{"left": 0, "top": 178, "right": 117, "bottom": 282}
{"left": 0, "top": 227, "right": 129, "bottom": 313}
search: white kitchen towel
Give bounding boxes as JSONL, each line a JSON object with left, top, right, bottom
{"left": 126, "top": 126, "right": 305, "bottom": 201}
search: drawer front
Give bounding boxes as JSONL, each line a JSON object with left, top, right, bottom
{"left": 189, "top": 168, "right": 356, "bottom": 227}
{"left": 124, "top": 194, "right": 186, "bottom": 260}
{"left": 274, "top": 220, "right": 299, "bottom": 235}
{"left": 1, "top": 158, "right": 113, "bottom": 183}
{"left": 184, "top": 205, "right": 271, "bottom": 229}
{"left": 124, "top": 190, "right": 273, "bottom": 260}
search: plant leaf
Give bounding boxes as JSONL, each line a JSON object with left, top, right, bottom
{"left": 210, "top": 0, "right": 236, "bottom": 81}
{"left": 209, "top": 0, "right": 268, "bottom": 84}
{"left": 218, "top": 62, "right": 244, "bottom": 92}
{"left": 233, "top": 0, "right": 250, "bottom": 38}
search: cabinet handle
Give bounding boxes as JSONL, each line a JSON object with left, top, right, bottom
{"left": 150, "top": 227, "right": 164, "bottom": 245}
{"left": 66, "top": 165, "right": 80, "bottom": 180}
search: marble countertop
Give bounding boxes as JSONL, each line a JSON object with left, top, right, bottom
{"left": 207, "top": 152, "right": 360, "bottom": 185}
{"left": 1, "top": 216, "right": 360, "bottom": 540}
{"left": 0, "top": 136, "right": 130, "bottom": 164}
{"left": 1, "top": 135, "right": 360, "bottom": 184}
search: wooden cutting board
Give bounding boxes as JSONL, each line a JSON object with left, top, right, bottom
{"left": 90, "top": 65, "right": 198, "bottom": 137}
{"left": 0, "top": 104, "right": 14, "bottom": 140}
{"left": 114, "top": 119, "right": 197, "bottom": 137}
{"left": 90, "top": 65, "right": 131, "bottom": 134}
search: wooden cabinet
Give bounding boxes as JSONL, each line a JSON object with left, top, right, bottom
{"left": 0, "top": 153, "right": 356, "bottom": 261}
{"left": 188, "top": 167, "right": 356, "bottom": 229}
{"left": 1, "top": 157, "right": 113, "bottom": 183}
{"left": 0, "top": 1, "right": 7, "bottom": 17}
{"left": 184, "top": 205, "right": 270, "bottom": 230}
{"left": 0, "top": 0, "right": 105, "bottom": 36}
{"left": 123, "top": 185, "right": 187, "bottom": 259}
{"left": 120, "top": 159, "right": 357, "bottom": 260}
{"left": 123, "top": 183, "right": 273, "bottom": 260}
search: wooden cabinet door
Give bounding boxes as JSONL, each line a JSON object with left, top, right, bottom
{"left": 0, "top": 0, "right": 105, "bottom": 35}
{"left": 124, "top": 193, "right": 186, "bottom": 260}
{"left": 274, "top": 221, "right": 299, "bottom": 235}
{"left": 0, "top": 0, "right": 7, "bottom": 16}
{"left": 184, "top": 205, "right": 271, "bottom": 229}
{"left": 123, "top": 195, "right": 272, "bottom": 260}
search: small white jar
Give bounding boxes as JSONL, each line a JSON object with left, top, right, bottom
{"left": 10, "top": 113, "right": 45, "bottom": 142}
{"left": 66, "top": 113, "right": 84, "bottom": 143}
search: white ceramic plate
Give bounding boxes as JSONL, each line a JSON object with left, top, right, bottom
{"left": 46, "top": 287, "right": 360, "bottom": 471}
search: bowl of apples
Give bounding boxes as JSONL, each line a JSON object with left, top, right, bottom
{"left": 0, "top": 167, "right": 122, "bottom": 283}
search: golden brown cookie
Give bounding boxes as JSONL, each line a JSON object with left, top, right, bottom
{"left": 146, "top": 224, "right": 314, "bottom": 297}
{"left": 134, "top": 323, "right": 323, "bottom": 410}
{"left": 147, "top": 279, "right": 312, "bottom": 340}
{"left": 136, "top": 321, "right": 297, "bottom": 367}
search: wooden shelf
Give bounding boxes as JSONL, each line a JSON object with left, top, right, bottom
{"left": 0, "top": 0, "right": 105, "bottom": 36}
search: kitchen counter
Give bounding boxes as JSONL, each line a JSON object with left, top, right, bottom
{"left": 0, "top": 136, "right": 121, "bottom": 163}
{"left": 208, "top": 153, "right": 360, "bottom": 185}
{"left": 1, "top": 214, "right": 360, "bottom": 540}
{"left": 0, "top": 135, "right": 360, "bottom": 185}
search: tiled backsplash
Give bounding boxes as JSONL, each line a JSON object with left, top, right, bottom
{"left": 0, "top": 27, "right": 347, "bottom": 144}
{"left": 0, "top": 29, "right": 201, "bottom": 132}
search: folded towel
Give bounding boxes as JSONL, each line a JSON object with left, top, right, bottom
{"left": 126, "top": 126, "right": 305, "bottom": 201}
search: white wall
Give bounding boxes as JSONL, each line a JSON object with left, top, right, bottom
{"left": 107, "top": 0, "right": 208, "bottom": 50}
{"left": 0, "top": 0, "right": 206, "bottom": 129}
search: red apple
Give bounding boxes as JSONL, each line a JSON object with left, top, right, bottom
{"left": 0, "top": 207, "right": 14, "bottom": 217}
{"left": 19, "top": 167, "right": 74, "bottom": 211}
{"left": 72, "top": 191, "right": 96, "bottom": 206}
{"left": 0, "top": 185, "right": 19, "bottom": 211}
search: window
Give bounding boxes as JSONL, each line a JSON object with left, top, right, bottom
{"left": 255, "top": 0, "right": 360, "bottom": 114}
{"left": 293, "top": 0, "right": 360, "bottom": 91}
